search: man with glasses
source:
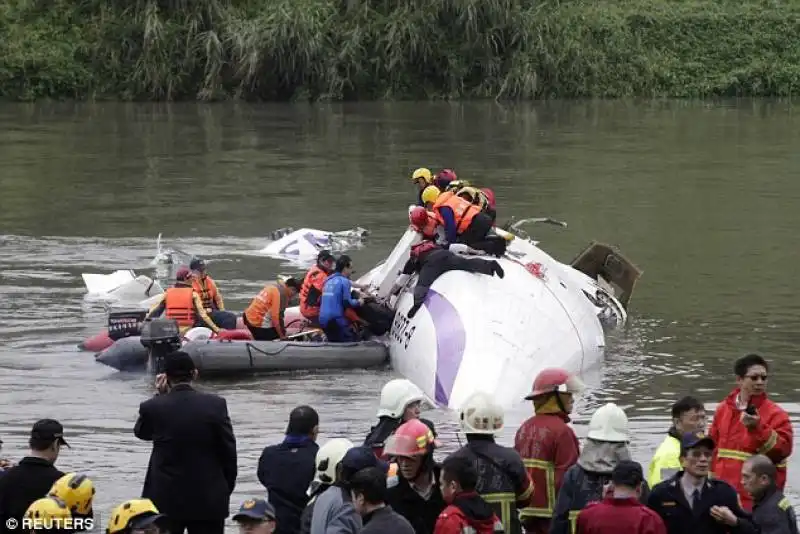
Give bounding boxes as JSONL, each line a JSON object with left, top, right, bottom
{"left": 708, "top": 353, "right": 792, "bottom": 510}
{"left": 647, "top": 432, "right": 758, "bottom": 533}
{"left": 647, "top": 396, "right": 707, "bottom": 487}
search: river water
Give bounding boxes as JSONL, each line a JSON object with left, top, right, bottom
{"left": 1, "top": 100, "right": 799, "bottom": 527}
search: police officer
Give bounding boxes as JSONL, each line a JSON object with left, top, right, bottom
{"left": 742, "top": 454, "right": 799, "bottom": 534}
{"left": 647, "top": 432, "right": 758, "bottom": 534}
{"left": 449, "top": 391, "right": 533, "bottom": 534}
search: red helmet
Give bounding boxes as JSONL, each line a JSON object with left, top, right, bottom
{"left": 438, "top": 169, "right": 457, "bottom": 182}
{"left": 383, "top": 419, "right": 440, "bottom": 457}
{"left": 480, "top": 187, "right": 496, "bottom": 209}
{"left": 409, "top": 207, "right": 429, "bottom": 230}
{"left": 524, "top": 368, "right": 585, "bottom": 400}
{"left": 175, "top": 266, "right": 192, "bottom": 282}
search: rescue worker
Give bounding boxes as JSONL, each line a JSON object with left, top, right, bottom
{"left": 575, "top": 461, "right": 666, "bottom": 534}
{"left": 232, "top": 498, "right": 277, "bottom": 534}
{"left": 647, "top": 396, "right": 706, "bottom": 488}
{"left": 364, "top": 378, "right": 427, "bottom": 458}
{"left": 409, "top": 207, "right": 443, "bottom": 242}
{"left": 0, "top": 419, "right": 68, "bottom": 530}
{"left": 709, "top": 353, "right": 792, "bottom": 511}
{"left": 514, "top": 368, "right": 583, "bottom": 534}
{"left": 190, "top": 257, "right": 237, "bottom": 329}
{"left": 310, "top": 446, "right": 388, "bottom": 534}
{"left": 411, "top": 168, "right": 435, "bottom": 206}
{"left": 431, "top": 189, "right": 506, "bottom": 256}
{"left": 397, "top": 240, "right": 504, "bottom": 318}
{"left": 742, "top": 454, "right": 799, "bottom": 534}
{"left": 434, "top": 455, "right": 505, "bottom": 534}
{"left": 300, "top": 250, "right": 336, "bottom": 324}
{"left": 444, "top": 179, "right": 471, "bottom": 192}
{"left": 243, "top": 277, "right": 302, "bottom": 341}
{"left": 421, "top": 186, "right": 442, "bottom": 209}
{"left": 449, "top": 391, "right": 533, "bottom": 534}
{"left": 106, "top": 498, "right": 170, "bottom": 534}
{"left": 319, "top": 255, "right": 364, "bottom": 342}
{"left": 481, "top": 188, "right": 497, "bottom": 220}
{"left": 385, "top": 419, "right": 447, "bottom": 534}
{"left": 257, "top": 406, "right": 320, "bottom": 534}
{"left": 552, "top": 403, "right": 648, "bottom": 534}
{"left": 48, "top": 473, "right": 95, "bottom": 527}
{"left": 143, "top": 266, "right": 221, "bottom": 335}
{"left": 300, "top": 438, "right": 354, "bottom": 534}
{"left": 23, "top": 496, "right": 71, "bottom": 533}
{"left": 434, "top": 169, "right": 458, "bottom": 191}
{"left": 350, "top": 467, "right": 416, "bottom": 534}
{"left": 647, "top": 432, "right": 759, "bottom": 534}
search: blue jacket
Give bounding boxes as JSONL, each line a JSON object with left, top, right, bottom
{"left": 438, "top": 206, "right": 458, "bottom": 243}
{"left": 319, "top": 272, "right": 360, "bottom": 326}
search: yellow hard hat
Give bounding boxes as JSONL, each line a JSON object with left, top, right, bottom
{"left": 25, "top": 496, "right": 72, "bottom": 526}
{"left": 421, "top": 185, "right": 441, "bottom": 205}
{"left": 107, "top": 499, "right": 164, "bottom": 534}
{"left": 411, "top": 168, "right": 433, "bottom": 184}
{"left": 49, "top": 473, "right": 95, "bottom": 515}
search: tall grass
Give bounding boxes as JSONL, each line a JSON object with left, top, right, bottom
{"left": 1, "top": 0, "right": 799, "bottom": 100}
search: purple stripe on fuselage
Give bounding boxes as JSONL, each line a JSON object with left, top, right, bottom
{"left": 426, "top": 289, "right": 467, "bottom": 406}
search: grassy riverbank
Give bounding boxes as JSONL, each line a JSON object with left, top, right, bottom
{"left": 2, "top": 0, "right": 800, "bottom": 101}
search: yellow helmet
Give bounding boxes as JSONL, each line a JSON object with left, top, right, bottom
{"left": 411, "top": 168, "right": 433, "bottom": 184}
{"left": 25, "top": 496, "right": 72, "bottom": 527}
{"left": 49, "top": 473, "right": 95, "bottom": 515}
{"left": 107, "top": 499, "right": 163, "bottom": 534}
{"left": 421, "top": 185, "right": 441, "bottom": 205}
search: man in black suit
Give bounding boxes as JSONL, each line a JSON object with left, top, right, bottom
{"left": 134, "top": 351, "right": 237, "bottom": 534}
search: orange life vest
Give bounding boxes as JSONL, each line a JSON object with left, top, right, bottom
{"left": 164, "top": 287, "right": 196, "bottom": 328}
{"left": 300, "top": 266, "right": 327, "bottom": 319}
{"left": 192, "top": 276, "right": 218, "bottom": 311}
{"left": 433, "top": 191, "right": 481, "bottom": 234}
{"left": 419, "top": 211, "right": 440, "bottom": 239}
{"left": 244, "top": 283, "right": 288, "bottom": 330}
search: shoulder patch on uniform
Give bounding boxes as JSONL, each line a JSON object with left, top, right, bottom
{"left": 779, "top": 497, "right": 790, "bottom": 510}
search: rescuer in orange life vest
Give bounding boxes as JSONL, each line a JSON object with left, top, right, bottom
{"left": 431, "top": 189, "right": 506, "bottom": 257}
{"left": 243, "top": 277, "right": 302, "bottom": 341}
{"left": 144, "top": 266, "right": 222, "bottom": 334}
{"left": 393, "top": 216, "right": 504, "bottom": 318}
{"left": 708, "top": 353, "right": 793, "bottom": 511}
{"left": 189, "top": 257, "right": 238, "bottom": 329}
{"left": 514, "top": 368, "right": 584, "bottom": 534}
{"left": 299, "top": 250, "right": 337, "bottom": 325}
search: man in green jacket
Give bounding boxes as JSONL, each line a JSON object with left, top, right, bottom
{"left": 647, "top": 396, "right": 706, "bottom": 487}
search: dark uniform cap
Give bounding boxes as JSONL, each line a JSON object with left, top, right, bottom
{"left": 31, "top": 419, "right": 70, "bottom": 448}
{"left": 232, "top": 499, "right": 276, "bottom": 522}
{"left": 680, "top": 431, "right": 715, "bottom": 455}
{"left": 342, "top": 446, "right": 389, "bottom": 474}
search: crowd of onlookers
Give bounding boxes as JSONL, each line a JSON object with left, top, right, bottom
{"left": 0, "top": 352, "right": 796, "bottom": 534}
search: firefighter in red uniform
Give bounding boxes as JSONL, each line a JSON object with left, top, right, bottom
{"left": 514, "top": 368, "right": 583, "bottom": 534}
{"left": 709, "top": 353, "right": 793, "bottom": 511}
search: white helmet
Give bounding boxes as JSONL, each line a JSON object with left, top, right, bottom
{"left": 459, "top": 391, "right": 504, "bottom": 435}
{"left": 314, "top": 438, "right": 354, "bottom": 484}
{"left": 587, "top": 403, "right": 629, "bottom": 442}
{"left": 377, "top": 379, "right": 426, "bottom": 419}
{"left": 183, "top": 327, "right": 213, "bottom": 342}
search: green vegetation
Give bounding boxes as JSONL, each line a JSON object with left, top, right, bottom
{"left": 1, "top": 0, "right": 800, "bottom": 101}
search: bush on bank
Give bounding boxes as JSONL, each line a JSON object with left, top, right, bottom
{"left": 1, "top": 0, "right": 799, "bottom": 101}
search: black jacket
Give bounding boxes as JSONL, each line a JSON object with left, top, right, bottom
{"left": 752, "top": 487, "right": 798, "bottom": 534}
{"left": 0, "top": 457, "right": 64, "bottom": 530}
{"left": 361, "top": 505, "right": 416, "bottom": 534}
{"left": 386, "top": 465, "right": 447, "bottom": 534}
{"left": 647, "top": 472, "right": 759, "bottom": 534}
{"left": 134, "top": 383, "right": 237, "bottom": 521}
{"left": 258, "top": 436, "right": 318, "bottom": 534}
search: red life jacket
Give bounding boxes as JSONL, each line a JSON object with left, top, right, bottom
{"left": 411, "top": 241, "right": 438, "bottom": 259}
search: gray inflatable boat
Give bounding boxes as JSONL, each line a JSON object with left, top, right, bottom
{"left": 95, "top": 336, "right": 389, "bottom": 375}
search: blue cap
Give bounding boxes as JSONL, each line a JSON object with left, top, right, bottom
{"left": 680, "top": 431, "right": 715, "bottom": 454}
{"left": 232, "top": 498, "right": 276, "bottom": 522}
{"left": 342, "top": 446, "right": 389, "bottom": 473}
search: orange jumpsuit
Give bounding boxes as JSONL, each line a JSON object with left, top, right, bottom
{"left": 709, "top": 388, "right": 792, "bottom": 510}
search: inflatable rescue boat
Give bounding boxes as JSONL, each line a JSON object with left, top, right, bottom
{"left": 356, "top": 209, "right": 642, "bottom": 412}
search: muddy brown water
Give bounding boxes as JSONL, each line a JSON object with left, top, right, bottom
{"left": 1, "top": 100, "right": 799, "bottom": 529}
